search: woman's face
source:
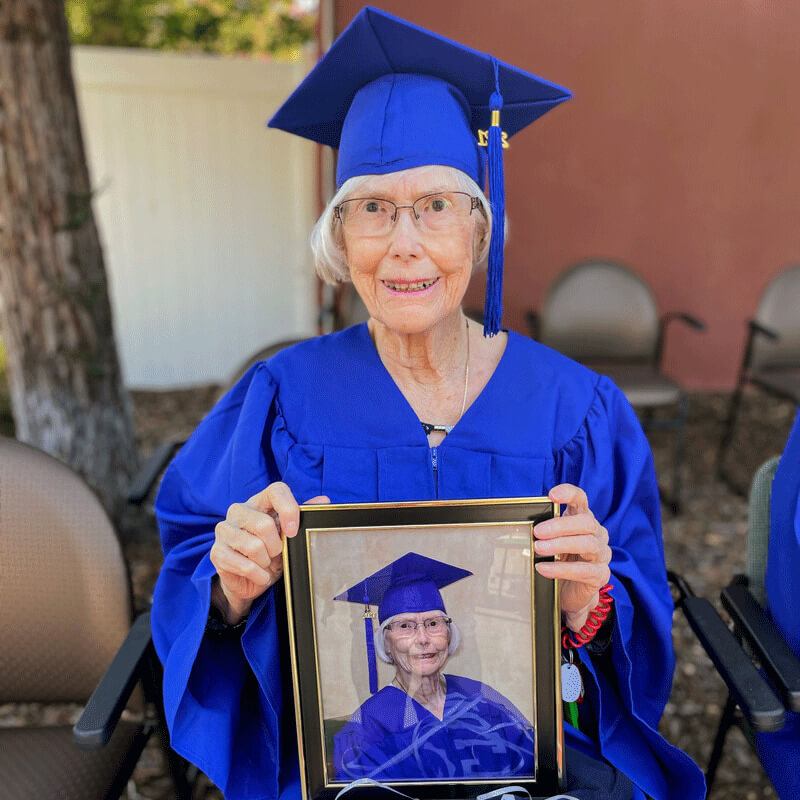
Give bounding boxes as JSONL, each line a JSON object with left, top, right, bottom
{"left": 341, "top": 167, "right": 480, "bottom": 335}
{"left": 384, "top": 610, "right": 451, "bottom": 680}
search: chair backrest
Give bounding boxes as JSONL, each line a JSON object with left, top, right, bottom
{"left": 540, "top": 261, "right": 659, "bottom": 362}
{"left": 751, "top": 264, "right": 800, "bottom": 371}
{"left": 0, "top": 437, "right": 132, "bottom": 703}
{"left": 215, "top": 337, "right": 309, "bottom": 402}
{"left": 746, "top": 456, "right": 780, "bottom": 608}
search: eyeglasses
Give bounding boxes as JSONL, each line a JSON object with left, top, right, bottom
{"left": 334, "top": 192, "right": 480, "bottom": 237}
{"left": 384, "top": 616, "right": 452, "bottom": 637}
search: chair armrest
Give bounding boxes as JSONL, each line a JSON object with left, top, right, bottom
{"left": 128, "top": 439, "right": 185, "bottom": 504}
{"left": 655, "top": 312, "right": 705, "bottom": 366}
{"left": 661, "top": 311, "right": 706, "bottom": 332}
{"left": 524, "top": 309, "right": 540, "bottom": 340}
{"left": 681, "top": 596, "right": 785, "bottom": 732}
{"left": 73, "top": 612, "right": 153, "bottom": 749}
{"left": 722, "top": 582, "right": 800, "bottom": 712}
{"left": 748, "top": 319, "right": 780, "bottom": 342}
{"left": 668, "top": 572, "right": 785, "bottom": 733}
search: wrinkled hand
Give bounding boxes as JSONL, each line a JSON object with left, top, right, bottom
{"left": 533, "top": 483, "right": 612, "bottom": 632}
{"left": 210, "top": 482, "right": 329, "bottom": 624}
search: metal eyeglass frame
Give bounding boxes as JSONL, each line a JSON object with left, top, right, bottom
{"left": 333, "top": 192, "right": 480, "bottom": 231}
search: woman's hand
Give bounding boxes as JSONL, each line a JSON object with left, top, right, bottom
{"left": 210, "top": 482, "right": 330, "bottom": 624}
{"left": 533, "top": 483, "right": 612, "bottom": 632}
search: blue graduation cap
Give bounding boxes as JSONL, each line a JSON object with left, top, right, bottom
{"left": 268, "top": 6, "right": 571, "bottom": 336}
{"left": 334, "top": 552, "right": 472, "bottom": 694}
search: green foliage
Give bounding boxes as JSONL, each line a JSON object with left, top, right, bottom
{"left": 66, "top": 0, "right": 316, "bottom": 60}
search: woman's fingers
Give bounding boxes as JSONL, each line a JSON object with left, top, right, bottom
{"left": 537, "top": 484, "right": 613, "bottom": 625}
{"left": 549, "top": 483, "right": 589, "bottom": 515}
{"left": 534, "top": 511, "right": 605, "bottom": 541}
{"left": 225, "top": 504, "right": 283, "bottom": 558}
{"left": 211, "top": 541, "right": 273, "bottom": 589}
{"left": 534, "top": 533, "right": 612, "bottom": 562}
{"left": 213, "top": 485, "right": 330, "bottom": 609}
{"left": 247, "top": 481, "right": 301, "bottom": 538}
{"left": 535, "top": 559, "right": 611, "bottom": 586}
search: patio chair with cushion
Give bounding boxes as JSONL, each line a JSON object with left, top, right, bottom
{"left": 717, "top": 264, "right": 800, "bottom": 493}
{"left": 0, "top": 436, "right": 192, "bottom": 799}
{"left": 528, "top": 260, "right": 705, "bottom": 514}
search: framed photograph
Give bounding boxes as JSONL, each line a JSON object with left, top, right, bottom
{"left": 284, "top": 497, "right": 562, "bottom": 800}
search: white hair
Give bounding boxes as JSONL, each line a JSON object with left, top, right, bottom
{"left": 309, "top": 165, "right": 499, "bottom": 285}
{"left": 374, "top": 614, "right": 462, "bottom": 663}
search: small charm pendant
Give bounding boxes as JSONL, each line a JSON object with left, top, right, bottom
{"left": 561, "top": 662, "right": 583, "bottom": 703}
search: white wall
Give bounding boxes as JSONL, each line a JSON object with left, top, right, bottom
{"left": 72, "top": 46, "right": 317, "bottom": 388}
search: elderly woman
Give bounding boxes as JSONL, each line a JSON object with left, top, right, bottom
{"left": 333, "top": 552, "right": 535, "bottom": 781}
{"left": 151, "top": 7, "right": 704, "bottom": 800}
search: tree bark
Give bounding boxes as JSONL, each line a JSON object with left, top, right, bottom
{"left": 0, "top": 0, "right": 139, "bottom": 515}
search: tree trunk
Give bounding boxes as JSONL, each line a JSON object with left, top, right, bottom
{"left": 0, "top": 0, "right": 139, "bottom": 516}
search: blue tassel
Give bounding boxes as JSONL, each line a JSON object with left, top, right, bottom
{"left": 484, "top": 57, "right": 505, "bottom": 338}
{"left": 364, "top": 611, "right": 378, "bottom": 694}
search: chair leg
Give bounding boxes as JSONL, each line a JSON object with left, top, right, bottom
{"left": 670, "top": 395, "right": 689, "bottom": 516}
{"left": 706, "top": 692, "right": 737, "bottom": 795}
{"left": 144, "top": 651, "right": 195, "bottom": 800}
{"left": 156, "top": 722, "right": 195, "bottom": 800}
{"left": 717, "top": 380, "right": 746, "bottom": 491}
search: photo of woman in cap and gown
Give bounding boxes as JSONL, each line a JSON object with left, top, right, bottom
{"left": 150, "top": 6, "right": 705, "bottom": 800}
{"left": 332, "top": 552, "right": 536, "bottom": 781}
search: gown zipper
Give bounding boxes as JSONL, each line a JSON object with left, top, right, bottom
{"left": 431, "top": 445, "right": 439, "bottom": 499}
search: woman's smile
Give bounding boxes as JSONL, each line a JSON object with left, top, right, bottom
{"left": 381, "top": 277, "right": 440, "bottom": 294}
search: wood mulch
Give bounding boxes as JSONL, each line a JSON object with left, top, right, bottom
{"left": 2, "top": 386, "right": 795, "bottom": 799}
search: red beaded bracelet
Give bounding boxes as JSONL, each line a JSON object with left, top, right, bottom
{"left": 561, "top": 583, "right": 614, "bottom": 649}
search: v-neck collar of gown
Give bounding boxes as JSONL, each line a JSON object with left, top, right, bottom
{"left": 386, "top": 680, "right": 451, "bottom": 723}
{"left": 356, "top": 321, "right": 513, "bottom": 450}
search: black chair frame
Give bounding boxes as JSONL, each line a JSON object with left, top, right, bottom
{"left": 73, "top": 612, "right": 195, "bottom": 799}
{"left": 703, "top": 575, "right": 800, "bottom": 793}
{"left": 717, "top": 320, "right": 785, "bottom": 495}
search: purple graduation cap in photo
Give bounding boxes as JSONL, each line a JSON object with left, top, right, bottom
{"left": 268, "top": 6, "right": 571, "bottom": 336}
{"left": 334, "top": 552, "right": 473, "bottom": 694}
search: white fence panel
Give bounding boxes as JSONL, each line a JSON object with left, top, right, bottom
{"left": 72, "top": 46, "right": 316, "bottom": 388}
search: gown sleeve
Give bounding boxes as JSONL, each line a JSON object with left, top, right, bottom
{"left": 151, "top": 362, "right": 298, "bottom": 800}
{"left": 555, "top": 376, "right": 705, "bottom": 800}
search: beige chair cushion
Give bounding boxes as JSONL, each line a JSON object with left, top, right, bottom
{"left": 591, "top": 364, "right": 683, "bottom": 408}
{"left": 0, "top": 438, "right": 132, "bottom": 702}
{"left": 0, "top": 722, "right": 143, "bottom": 800}
{"left": 751, "top": 368, "right": 800, "bottom": 404}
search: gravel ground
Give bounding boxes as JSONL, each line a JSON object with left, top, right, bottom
{"left": 2, "top": 386, "right": 796, "bottom": 799}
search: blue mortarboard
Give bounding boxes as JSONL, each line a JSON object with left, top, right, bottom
{"left": 334, "top": 552, "right": 472, "bottom": 694}
{"left": 268, "top": 6, "right": 571, "bottom": 336}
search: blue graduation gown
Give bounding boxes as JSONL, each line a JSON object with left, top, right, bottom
{"left": 151, "top": 324, "right": 704, "bottom": 800}
{"left": 334, "top": 674, "right": 534, "bottom": 781}
{"left": 756, "top": 406, "right": 800, "bottom": 798}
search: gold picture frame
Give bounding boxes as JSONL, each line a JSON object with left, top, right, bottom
{"left": 284, "top": 497, "right": 562, "bottom": 800}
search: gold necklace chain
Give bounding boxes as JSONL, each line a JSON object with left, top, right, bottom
{"left": 421, "top": 317, "right": 470, "bottom": 436}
